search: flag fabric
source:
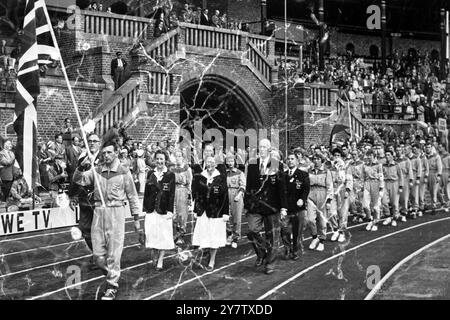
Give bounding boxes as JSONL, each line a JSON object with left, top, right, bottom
{"left": 329, "top": 104, "right": 351, "bottom": 144}
{"left": 14, "top": 0, "right": 60, "bottom": 189}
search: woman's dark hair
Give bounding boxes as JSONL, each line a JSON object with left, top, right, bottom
{"left": 154, "top": 149, "right": 168, "bottom": 160}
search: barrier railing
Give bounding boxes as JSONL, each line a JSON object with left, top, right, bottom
{"left": 247, "top": 42, "right": 272, "bottom": 84}
{"left": 148, "top": 71, "right": 173, "bottom": 95}
{"left": 181, "top": 22, "right": 242, "bottom": 51}
{"left": 247, "top": 34, "right": 270, "bottom": 57}
{"left": 310, "top": 84, "right": 336, "bottom": 107}
{"left": 81, "top": 10, "right": 150, "bottom": 38}
{"left": 144, "top": 28, "right": 178, "bottom": 60}
{"left": 94, "top": 80, "right": 140, "bottom": 136}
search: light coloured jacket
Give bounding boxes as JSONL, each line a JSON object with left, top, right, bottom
{"left": 73, "top": 158, "right": 139, "bottom": 217}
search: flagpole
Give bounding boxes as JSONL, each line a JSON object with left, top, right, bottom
{"left": 40, "top": 2, "right": 106, "bottom": 207}
{"left": 347, "top": 101, "right": 353, "bottom": 141}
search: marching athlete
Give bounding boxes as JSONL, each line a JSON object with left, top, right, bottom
{"left": 225, "top": 153, "right": 246, "bottom": 247}
{"left": 408, "top": 144, "right": 423, "bottom": 218}
{"left": 418, "top": 143, "right": 429, "bottom": 216}
{"left": 362, "top": 149, "right": 384, "bottom": 231}
{"left": 425, "top": 141, "right": 442, "bottom": 213}
{"left": 73, "top": 140, "right": 140, "bottom": 300}
{"left": 245, "top": 138, "right": 287, "bottom": 274}
{"left": 143, "top": 150, "right": 176, "bottom": 271}
{"left": 328, "top": 148, "right": 352, "bottom": 243}
{"left": 396, "top": 145, "right": 414, "bottom": 220}
{"left": 381, "top": 149, "right": 404, "bottom": 227}
{"left": 192, "top": 156, "right": 229, "bottom": 271}
{"left": 348, "top": 149, "right": 365, "bottom": 223}
{"left": 437, "top": 143, "right": 450, "bottom": 213}
{"left": 281, "top": 153, "right": 310, "bottom": 259}
{"left": 306, "top": 153, "right": 333, "bottom": 251}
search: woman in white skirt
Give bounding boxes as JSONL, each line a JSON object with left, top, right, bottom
{"left": 143, "top": 150, "right": 176, "bottom": 271}
{"left": 192, "top": 156, "right": 229, "bottom": 271}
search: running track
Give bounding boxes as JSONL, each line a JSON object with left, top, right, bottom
{"left": 1, "top": 211, "right": 449, "bottom": 300}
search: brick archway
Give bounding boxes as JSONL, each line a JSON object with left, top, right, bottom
{"left": 179, "top": 72, "right": 266, "bottom": 128}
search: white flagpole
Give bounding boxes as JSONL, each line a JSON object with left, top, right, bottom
{"left": 40, "top": 1, "right": 106, "bottom": 207}
{"left": 347, "top": 101, "right": 353, "bottom": 141}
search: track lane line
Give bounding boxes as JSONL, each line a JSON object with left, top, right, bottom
{"left": 364, "top": 232, "right": 450, "bottom": 300}
{"left": 142, "top": 220, "right": 373, "bottom": 300}
{"left": 256, "top": 216, "right": 450, "bottom": 300}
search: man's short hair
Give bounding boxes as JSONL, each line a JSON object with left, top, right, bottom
{"left": 102, "top": 140, "right": 119, "bottom": 151}
{"left": 116, "top": 51, "right": 122, "bottom": 56}
{"left": 55, "top": 133, "right": 62, "bottom": 139}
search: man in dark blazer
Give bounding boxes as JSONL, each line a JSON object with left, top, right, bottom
{"left": 111, "top": 51, "right": 127, "bottom": 90}
{"left": 280, "top": 153, "right": 310, "bottom": 260}
{"left": 200, "top": 8, "right": 210, "bottom": 26}
{"left": 65, "top": 136, "right": 82, "bottom": 182}
{"left": 244, "top": 139, "right": 288, "bottom": 275}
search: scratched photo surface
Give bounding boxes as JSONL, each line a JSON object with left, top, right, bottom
{"left": 1, "top": 0, "right": 450, "bottom": 301}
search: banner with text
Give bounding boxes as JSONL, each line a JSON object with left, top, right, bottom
{"left": 0, "top": 204, "right": 144, "bottom": 236}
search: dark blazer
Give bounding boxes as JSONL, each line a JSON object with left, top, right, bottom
{"left": 200, "top": 13, "right": 210, "bottom": 26}
{"left": 143, "top": 170, "right": 175, "bottom": 215}
{"left": 244, "top": 157, "right": 288, "bottom": 216}
{"left": 66, "top": 145, "right": 81, "bottom": 175}
{"left": 284, "top": 168, "right": 310, "bottom": 213}
{"left": 110, "top": 57, "right": 127, "bottom": 76}
{"left": 192, "top": 170, "right": 229, "bottom": 218}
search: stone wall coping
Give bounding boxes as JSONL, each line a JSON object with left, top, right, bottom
{"left": 80, "top": 9, "right": 153, "bottom": 24}
{"left": 40, "top": 77, "right": 108, "bottom": 90}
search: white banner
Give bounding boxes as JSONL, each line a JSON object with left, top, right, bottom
{"left": 0, "top": 206, "right": 79, "bottom": 236}
{"left": 0, "top": 203, "right": 144, "bottom": 236}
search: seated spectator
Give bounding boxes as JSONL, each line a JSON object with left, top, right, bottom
{"left": 47, "top": 159, "right": 68, "bottom": 207}
{"left": 0, "top": 138, "right": 15, "bottom": 202}
{"left": 37, "top": 142, "right": 51, "bottom": 191}
{"left": 7, "top": 167, "right": 35, "bottom": 209}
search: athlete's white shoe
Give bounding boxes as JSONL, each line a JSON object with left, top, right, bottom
{"left": 370, "top": 224, "right": 378, "bottom": 231}
{"left": 315, "top": 242, "right": 324, "bottom": 251}
{"left": 418, "top": 211, "right": 423, "bottom": 217}
{"left": 366, "top": 221, "right": 373, "bottom": 231}
{"left": 382, "top": 217, "right": 392, "bottom": 225}
{"left": 309, "top": 238, "right": 320, "bottom": 250}
{"left": 391, "top": 220, "right": 397, "bottom": 227}
{"left": 331, "top": 231, "right": 339, "bottom": 242}
{"left": 400, "top": 216, "right": 407, "bottom": 222}
{"left": 337, "top": 233, "right": 346, "bottom": 243}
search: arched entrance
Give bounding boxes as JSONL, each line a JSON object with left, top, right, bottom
{"left": 179, "top": 75, "right": 264, "bottom": 146}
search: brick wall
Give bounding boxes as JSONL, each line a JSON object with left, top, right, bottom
{"left": 126, "top": 102, "right": 180, "bottom": 144}
{"left": 328, "top": 31, "right": 440, "bottom": 58}
{"left": 0, "top": 78, "right": 107, "bottom": 145}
